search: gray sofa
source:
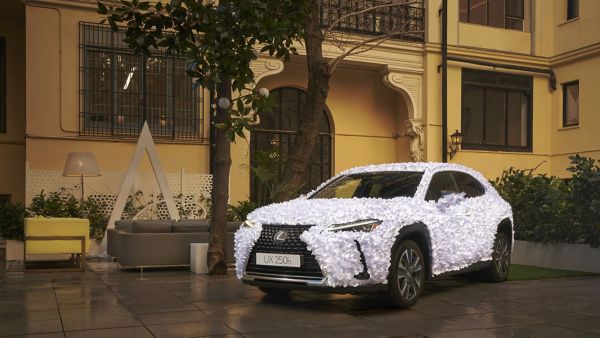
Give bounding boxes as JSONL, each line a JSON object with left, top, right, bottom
{"left": 107, "top": 219, "right": 241, "bottom": 268}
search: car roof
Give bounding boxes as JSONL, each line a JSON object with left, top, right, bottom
{"left": 338, "top": 162, "right": 477, "bottom": 176}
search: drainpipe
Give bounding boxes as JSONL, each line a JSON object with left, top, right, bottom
{"left": 441, "top": 0, "right": 448, "bottom": 162}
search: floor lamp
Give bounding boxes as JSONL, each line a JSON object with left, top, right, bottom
{"left": 63, "top": 152, "right": 101, "bottom": 203}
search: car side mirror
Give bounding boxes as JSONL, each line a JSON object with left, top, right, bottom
{"left": 440, "top": 190, "right": 455, "bottom": 198}
{"left": 436, "top": 191, "right": 466, "bottom": 210}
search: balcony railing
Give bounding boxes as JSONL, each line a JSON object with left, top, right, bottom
{"left": 321, "top": 0, "right": 425, "bottom": 42}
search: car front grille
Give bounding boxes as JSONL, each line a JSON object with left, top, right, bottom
{"left": 245, "top": 224, "right": 324, "bottom": 278}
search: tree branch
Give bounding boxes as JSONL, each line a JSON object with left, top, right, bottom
{"left": 327, "top": 20, "right": 422, "bottom": 73}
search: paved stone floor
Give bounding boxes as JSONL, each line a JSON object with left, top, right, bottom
{"left": 1, "top": 262, "right": 599, "bottom": 338}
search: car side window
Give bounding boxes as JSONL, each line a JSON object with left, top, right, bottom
{"left": 453, "top": 171, "right": 486, "bottom": 198}
{"left": 426, "top": 172, "right": 458, "bottom": 201}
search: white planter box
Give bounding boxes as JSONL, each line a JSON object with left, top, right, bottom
{"left": 512, "top": 240, "right": 600, "bottom": 273}
{"left": 88, "top": 239, "right": 103, "bottom": 257}
{"left": 6, "top": 240, "right": 24, "bottom": 261}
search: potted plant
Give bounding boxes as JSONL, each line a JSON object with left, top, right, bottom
{"left": 0, "top": 201, "right": 25, "bottom": 261}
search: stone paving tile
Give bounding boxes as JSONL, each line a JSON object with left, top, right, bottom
{"left": 0, "top": 318, "right": 63, "bottom": 337}
{"left": 319, "top": 323, "right": 417, "bottom": 338}
{"left": 126, "top": 302, "right": 198, "bottom": 315}
{"left": 490, "top": 323, "right": 599, "bottom": 338}
{"left": 64, "top": 326, "right": 154, "bottom": 338}
{"left": 552, "top": 317, "right": 600, "bottom": 335}
{"left": 117, "top": 293, "right": 185, "bottom": 306}
{"left": 244, "top": 328, "right": 335, "bottom": 338}
{"left": 146, "top": 320, "right": 236, "bottom": 337}
{"left": 5, "top": 333, "right": 66, "bottom": 338}
{"left": 2, "top": 266, "right": 600, "bottom": 337}
{"left": 443, "top": 312, "right": 544, "bottom": 330}
{"left": 138, "top": 309, "right": 214, "bottom": 325}
{"left": 349, "top": 307, "right": 437, "bottom": 323}
{"left": 59, "top": 305, "right": 142, "bottom": 332}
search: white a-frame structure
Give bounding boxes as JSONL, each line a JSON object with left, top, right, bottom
{"left": 100, "top": 122, "right": 180, "bottom": 253}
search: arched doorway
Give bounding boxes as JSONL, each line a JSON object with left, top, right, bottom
{"left": 250, "top": 87, "right": 333, "bottom": 204}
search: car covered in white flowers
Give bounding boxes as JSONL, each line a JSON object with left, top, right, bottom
{"left": 234, "top": 162, "right": 513, "bottom": 307}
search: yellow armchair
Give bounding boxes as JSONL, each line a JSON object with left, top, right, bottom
{"left": 24, "top": 217, "right": 90, "bottom": 271}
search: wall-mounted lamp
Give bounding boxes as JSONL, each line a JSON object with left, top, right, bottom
{"left": 449, "top": 130, "right": 463, "bottom": 160}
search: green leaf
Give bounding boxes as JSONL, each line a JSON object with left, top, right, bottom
{"left": 97, "top": 2, "right": 108, "bottom": 15}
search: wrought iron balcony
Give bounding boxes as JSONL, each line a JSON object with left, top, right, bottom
{"left": 321, "top": 0, "right": 425, "bottom": 42}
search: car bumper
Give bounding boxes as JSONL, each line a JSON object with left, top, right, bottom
{"left": 242, "top": 272, "right": 386, "bottom": 293}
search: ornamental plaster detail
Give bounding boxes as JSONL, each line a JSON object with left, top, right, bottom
{"left": 404, "top": 119, "right": 425, "bottom": 162}
{"left": 251, "top": 58, "right": 285, "bottom": 83}
{"left": 383, "top": 71, "right": 423, "bottom": 121}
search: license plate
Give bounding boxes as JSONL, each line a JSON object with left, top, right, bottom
{"left": 256, "top": 253, "right": 301, "bottom": 267}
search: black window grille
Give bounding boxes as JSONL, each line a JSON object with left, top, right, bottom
{"left": 320, "top": 0, "right": 425, "bottom": 42}
{"left": 79, "top": 22, "right": 204, "bottom": 142}
{"left": 0, "top": 36, "right": 6, "bottom": 133}
{"left": 250, "top": 88, "right": 333, "bottom": 205}
{"left": 461, "top": 69, "right": 533, "bottom": 152}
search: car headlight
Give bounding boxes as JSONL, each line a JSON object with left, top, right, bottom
{"left": 242, "top": 220, "right": 257, "bottom": 228}
{"left": 327, "top": 219, "right": 381, "bottom": 232}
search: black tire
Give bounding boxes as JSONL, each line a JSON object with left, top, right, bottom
{"left": 386, "top": 239, "right": 426, "bottom": 308}
{"left": 482, "top": 231, "right": 511, "bottom": 282}
{"left": 258, "top": 287, "right": 291, "bottom": 297}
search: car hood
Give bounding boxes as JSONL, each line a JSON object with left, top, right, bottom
{"left": 247, "top": 197, "right": 427, "bottom": 229}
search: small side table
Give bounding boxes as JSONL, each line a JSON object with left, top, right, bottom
{"left": 190, "top": 243, "right": 209, "bottom": 274}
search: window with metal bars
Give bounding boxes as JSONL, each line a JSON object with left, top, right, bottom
{"left": 250, "top": 88, "right": 333, "bottom": 204}
{"left": 79, "top": 22, "right": 204, "bottom": 142}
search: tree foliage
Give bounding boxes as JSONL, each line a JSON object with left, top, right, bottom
{"left": 99, "top": 0, "right": 308, "bottom": 140}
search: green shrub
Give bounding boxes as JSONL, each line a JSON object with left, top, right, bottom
{"left": 566, "top": 155, "right": 600, "bottom": 247}
{"left": 228, "top": 200, "right": 257, "bottom": 221}
{"left": 492, "top": 155, "right": 600, "bottom": 247}
{"left": 28, "top": 190, "right": 108, "bottom": 240}
{"left": 0, "top": 202, "right": 26, "bottom": 241}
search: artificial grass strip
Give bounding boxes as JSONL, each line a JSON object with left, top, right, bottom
{"left": 508, "top": 264, "right": 598, "bottom": 281}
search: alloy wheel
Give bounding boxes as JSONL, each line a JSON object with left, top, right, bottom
{"left": 492, "top": 234, "right": 510, "bottom": 278}
{"left": 397, "top": 247, "right": 424, "bottom": 301}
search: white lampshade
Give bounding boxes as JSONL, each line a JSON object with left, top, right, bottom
{"left": 63, "top": 152, "right": 101, "bottom": 177}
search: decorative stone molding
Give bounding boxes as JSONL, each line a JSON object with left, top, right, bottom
{"left": 383, "top": 71, "right": 423, "bottom": 121}
{"left": 251, "top": 58, "right": 285, "bottom": 83}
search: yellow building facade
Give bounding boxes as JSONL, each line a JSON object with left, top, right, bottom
{"left": 0, "top": 0, "right": 598, "bottom": 207}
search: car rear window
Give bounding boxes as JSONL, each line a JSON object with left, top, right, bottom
{"left": 310, "top": 171, "right": 424, "bottom": 199}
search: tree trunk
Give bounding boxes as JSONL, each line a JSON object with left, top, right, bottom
{"left": 207, "top": 78, "right": 232, "bottom": 274}
{"left": 275, "top": 0, "right": 331, "bottom": 202}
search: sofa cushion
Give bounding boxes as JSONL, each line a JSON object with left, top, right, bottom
{"left": 227, "top": 221, "right": 242, "bottom": 232}
{"left": 131, "top": 220, "right": 173, "bottom": 233}
{"left": 115, "top": 220, "right": 134, "bottom": 232}
{"left": 172, "top": 220, "right": 210, "bottom": 233}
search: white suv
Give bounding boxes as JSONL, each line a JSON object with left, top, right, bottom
{"left": 235, "top": 163, "right": 513, "bottom": 307}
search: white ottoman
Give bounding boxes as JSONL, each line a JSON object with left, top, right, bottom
{"left": 190, "top": 243, "right": 209, "bottom": 274}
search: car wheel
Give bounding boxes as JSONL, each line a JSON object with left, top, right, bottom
{"left": 258, "top": 287, "right": 291, "bottom": 297}
{"left": 483, "top": 231, "right": 511, "bottom": 282}
{"left": 387, "top": 239, "right": 425, "bottom": 308}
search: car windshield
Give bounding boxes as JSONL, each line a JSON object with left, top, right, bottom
{"left": 310, "top": 171, "right": 424, "bottom": 199}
